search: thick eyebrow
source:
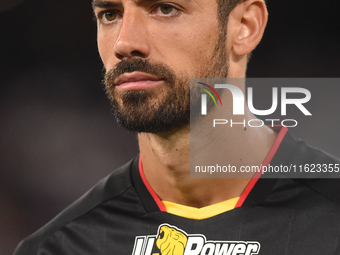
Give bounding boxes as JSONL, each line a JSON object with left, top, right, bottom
{"left": 92, "top": 0, "right": 190, "bottom": 9}
{"left": 136, "top": 0, "right": 191, "bottom": 4}
{"left": 92, "top": 0, "right": 122, "bottom": 9}
{"left": 92, "top": 0, "right": 191, "bottom": 10}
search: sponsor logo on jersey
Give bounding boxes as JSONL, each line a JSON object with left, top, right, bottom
{"left": 132, "top": 224, "right": 261, "bottom": 255}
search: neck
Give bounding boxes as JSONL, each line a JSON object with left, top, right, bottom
{"left": 138, "top": 112, "right": 277, "bottom": 208}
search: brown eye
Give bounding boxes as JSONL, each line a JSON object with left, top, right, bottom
{"left": 160, "top": 4, "right": 173, "bottom": 14}
{"left": 104, "top": 11, "right": 117, "bottom": 21}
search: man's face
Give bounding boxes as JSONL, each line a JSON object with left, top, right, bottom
{"left": 93, "top": 0, "right": 229, "bottom": 133}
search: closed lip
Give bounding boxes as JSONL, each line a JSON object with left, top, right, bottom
{"left": 114, "top": 72, "right": 162, "bottom": 85}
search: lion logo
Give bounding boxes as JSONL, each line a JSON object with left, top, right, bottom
{"left": 156, "top": 225, "right": 188, "bottom": 255}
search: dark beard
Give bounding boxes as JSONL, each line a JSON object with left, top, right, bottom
{"left": 103, "top": 36, "right": 229, "bottom": 134}
{"left": 104, "top": 58, "right": 191, "bottom": 133}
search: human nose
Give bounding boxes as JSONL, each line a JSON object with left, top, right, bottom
{"left": 114, "top": 12, "right": 150, "bottom": 59}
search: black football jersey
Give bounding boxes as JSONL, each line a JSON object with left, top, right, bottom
{"left": 14, "top": 127, "right": 340, "bottom": 255}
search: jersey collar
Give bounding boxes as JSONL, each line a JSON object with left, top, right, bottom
{"left": 132, "top": 126, "right": 292, "bottom": 213}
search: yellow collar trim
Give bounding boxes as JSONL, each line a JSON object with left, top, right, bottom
{"left": 162, "top": 197, "right": 240, "bottom": 220}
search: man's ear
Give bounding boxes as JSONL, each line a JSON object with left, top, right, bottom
{"left": 227, "top": 0, "right": 268, "bottom": 57}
